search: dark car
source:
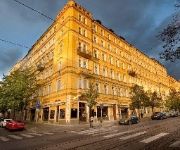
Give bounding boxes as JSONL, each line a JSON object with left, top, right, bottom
{"left": 119, "top": 115, "right": 139, "bottom": 125}
{"left": 6, "top": 120, "right": 25, "bottom": 131}
{"left": 151, "top": 112, "right": 167, "bottom": 120}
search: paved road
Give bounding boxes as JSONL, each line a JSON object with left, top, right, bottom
{"left": 0, "top": 117, "right": 180, "bottom": 150}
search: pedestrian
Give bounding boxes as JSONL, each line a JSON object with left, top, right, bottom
{"left": 90, "top": 116, "right": 94, "bottom": 128}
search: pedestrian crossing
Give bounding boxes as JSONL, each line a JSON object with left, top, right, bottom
{"left": 71, "top": 127, "right": 180, "bottom": 148}
{"left": 0, "top": 132, "right": 54, "bottom": 142}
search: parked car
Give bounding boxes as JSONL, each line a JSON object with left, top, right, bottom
{"left": 163, "top": 112, "right": 171, "bottom": 118}
{"left": 6, "top": 120, "right": 25, "bottom": 131}
{"left": 151, "top": 112, "right": 167, "bottom": 120}
{"left": 119, "top": 115, "right": 139, "bottom": 125}
{"left": 0, "top": 119, "right": 12, "bottom": 127}
{"left": 169, "top": 111, "right": 178, "bottom": 117}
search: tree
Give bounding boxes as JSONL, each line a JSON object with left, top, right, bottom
{"left": 130, "top": 84, "right": 149, "bottom": 118}
{"left": 147, "top": 91, "right": 162, "bottom": 113}
{"left": 0, "top": 68, "right": 38, "bottom": 120}
{"left": 79, "top": 83, "right": 99, "bottom": 128}
{"left": 158, "top": 0, "right": 180, "bottom": 61}
{"left": 165, "top": 89, "right": 180, "bottom": 111}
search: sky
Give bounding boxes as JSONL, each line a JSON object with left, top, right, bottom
{"left": 0, "top": 0, "right": 179, "bottom": 80}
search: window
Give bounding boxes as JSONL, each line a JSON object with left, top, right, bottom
{"left": 95, "top": 83, "right": 100, "bottom": 93}
{"left": 108, "top": 44, "right": 111, "bottom": 51}
{"left": 79, "top": 42, "right": 87, "bottom": 52}
{"left": 104, "top": 85, "right": 108, "bottom": 94}
{"left": 94, "top": 49, "right": 98, "bottom": 58}
{"left": 58, "top": 61, "right": 62, "bottom": 71}
{"left": 110, "top": 56, "right": 113, "bottom": 64}
{"left": 101, "top": 40, "right": 104, "bottom": 47}
{"left": 79, "top": 14, "right": 82, "bottom": 21}
{"left": 108, "top": 34, "right": 110, "bottom": 40}
{"left": 117, "top": 73, "right": 120, "bottom": 81}
{"left": 93, "top": 24, "right": 97, "bottom": 32}
{"left": 78, "top": 78, "right": 83, "bottom": 89}
{"left": 71, "top": 108, "right": 77, "bottom": 118}
{"left": 112, "top": 87, "right": 115, "bottom": 95}
{"left": 101, "top": 29, "right": 104, "bottom": 36}
{"left": 79, "top": 27, "right": 82, "bottom": 34}
{"left": 79, "top": 57, "right": 88, "bottom": 69}
{"left": 93, "top": 36, "right": 97, "bottom": 43}
{"left": 50, "top": 110, "right": 55, "bottom": 119}
{"left": 94, "top": 63, "right": 99, "bottom": 74}
{"left": 60, "top": 109, "right": 65, "bottom": 119}
{"left": 57, "top": 80, "right": 61, "bottom": 91}
{"left": 110, "top": 69, "right": 114, "bottom": 79}
{"left": 48, "top": 84, "right": 51, "bottom": 94}
{"left": 102, "top": 67, "right": 106, "bottom": 76}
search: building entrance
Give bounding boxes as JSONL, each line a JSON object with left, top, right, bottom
{"left": 121, "top": 107, "right": 128, "bottom": 119}
{"left": 30, "top": 108, "right": 35, "bottom": 121}
{"left": 97, "top": 106, "right": 108, "bottom": 120}
{"left": 43, "top": 107, "right": 49, "bottom": 121}
{"left": 79, "top": 102, "right": 86, "bottom": 122}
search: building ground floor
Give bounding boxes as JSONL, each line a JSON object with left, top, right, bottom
{"left": 27, "top": 94, "right": 135, "bottom": 124}
{"left": 26, "top": 94, "right": 161, "bottom": 124}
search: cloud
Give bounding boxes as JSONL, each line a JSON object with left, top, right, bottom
{"left": 0, "top": 0, "right": 179, "bottom": 79}
{"left": 0, "top": 47, "right": 24, "bottom": 76}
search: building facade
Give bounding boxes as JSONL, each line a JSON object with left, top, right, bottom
{"left": 11, "top": 0, "right": 180, "bottom": 124}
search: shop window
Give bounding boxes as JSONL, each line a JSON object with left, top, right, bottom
{"left": 50, "top": 110, "right": 55, "bottom": 119}
{"left": 60, "top": 109, "right": 65, "bottom": 119}
{"left": 71, "top": 108, "right": 77, "bottom": 118}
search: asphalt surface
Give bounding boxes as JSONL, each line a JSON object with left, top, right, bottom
{"left": 0, "top": 117, "right": 180, "bottom": 150}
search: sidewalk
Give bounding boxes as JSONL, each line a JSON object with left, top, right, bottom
{"left": 25, "top": 120, "right": 118, "bottom": 131}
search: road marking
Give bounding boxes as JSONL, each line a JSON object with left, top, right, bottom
{"left": 92, "top": 130, "right": 119, "bottom": 136}
{"left": 28, "top": 133, "right": 43, "bottom": 136}
{"left": 120, "top": 131, "right": 147, "bottom": 140}
{"left": 169, "top": 141, "right": 180, "bottom": 148}
{"left": 71, "top": 126, "right": 117, "bottom": 135}
{"left": 8, "top": 135, "right": 23, "bottom": 140}
{"left": 20, "top": 134, "right": 34, "bottom": 138}
{"left": 0, "top": 136, "right": 10, "bottom": 142}
{"left": 42, "top": 132, "right": 54, "bottom": 135}
{"left": 87, "top": 128, "right": 112, "bottom": 135}
{"left": 140, "top": 133, "right": 169, "bottom": 144}
{"left": 103, "top": 130, "right": 134, "bottom": 138}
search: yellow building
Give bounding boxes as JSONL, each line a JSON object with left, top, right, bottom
{"left": 11, "top": 0, "right": 179, "bottom": 124}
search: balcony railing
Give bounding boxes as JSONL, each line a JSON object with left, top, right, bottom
{"left": 77, "top": 47, "right": 92, "bottom": 59}
{"left": 128, "top": 70, "right": 137, "bottom": 77}
{"left": 78, "top": 68, "right": 95, "bottom": 78}
{"left": 37, "top": 63, "right": 45, "bottom": 72}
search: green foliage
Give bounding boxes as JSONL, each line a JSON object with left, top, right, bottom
{"left": 0, "top": 68, "right": 38, "bottom": 113}
{"left": 130, "top": 84, "right": 149, "bottom": 110}
{"left": 79, "top": 83, "right": 99, "bottom": 109}
{"left": 147, "top": 91, "right": 162, "bottom": 112}
{"left": 165, "top": 89, "right": 180, "bottom": 111}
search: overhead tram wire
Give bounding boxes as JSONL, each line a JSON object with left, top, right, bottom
{"left": 12, "top": 0, "right": 72, "bottom": 30}
{"left": 12, "top": 0, "right": 54, "bottom": 21}
{"left": 12, "top": 0, "right": 73, "bottom": 107}
{"left": 0, "top": 38, "right": 30, "bottom": 49}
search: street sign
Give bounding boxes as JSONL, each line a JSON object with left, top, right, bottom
{"left": 36, "top": 100, "right": 41, "bottom": 109}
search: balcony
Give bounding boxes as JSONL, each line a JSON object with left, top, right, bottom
{"left": 128, "top": 70, "right": 137, "bottom": 77}
{"left": 92, "top": 56, "right": 100, "bottom": 62}
{"left": 77, "top": 47, "right": 92, "bottom": 59}
{"left": 37, "top": 63, "right": 45, "bottom": 72}
{"left": 78, "top": 68, "right": 95, "bottom": 78}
